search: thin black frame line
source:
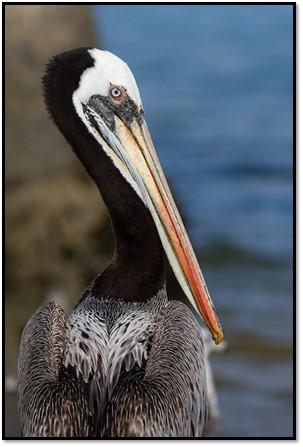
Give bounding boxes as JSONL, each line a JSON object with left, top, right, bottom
{"left": 2, "top": 2, "right": 296, "bottom": 440}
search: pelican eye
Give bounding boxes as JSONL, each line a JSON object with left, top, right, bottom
{"left": 110, "top": 86, "right": 123, "bottom": 100}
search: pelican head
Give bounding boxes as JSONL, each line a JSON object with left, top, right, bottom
{"left": 45, "top": 48, "right": 223, "bottom": 344}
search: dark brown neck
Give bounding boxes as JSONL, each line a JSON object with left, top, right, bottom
{"left": 43, "top": 48, "right": 165, "bottom": 302}
{"left": 92, "top": 161, "right": 165, "bottom": 301}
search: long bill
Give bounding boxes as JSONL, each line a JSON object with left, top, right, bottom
{"left": 79, "top": 98, "right": 223, "bottom": 344}
{"left": 112, "top": 116, "right": 224, "bottom": 344}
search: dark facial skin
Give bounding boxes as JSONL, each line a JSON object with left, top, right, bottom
{"left": 84, "top": 90, "right": 144, "bottom": 135}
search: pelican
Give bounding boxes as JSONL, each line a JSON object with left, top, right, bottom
{"left": 17, "top": 48, "right": 223, "bottom": 438}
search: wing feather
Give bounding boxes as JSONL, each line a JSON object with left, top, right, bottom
{"left": 17, "top": 302, "right": 91, "bottom": 437}
{"left": 103, "top": 301, "right": 208, "bottom": 437}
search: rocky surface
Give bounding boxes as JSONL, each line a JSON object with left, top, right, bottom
{"left": 5, "top": 5, "right": 98, "bottom": 183}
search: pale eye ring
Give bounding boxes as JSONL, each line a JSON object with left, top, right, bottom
{"left": 110, "top": 86, "right": 123, "bottom": 99}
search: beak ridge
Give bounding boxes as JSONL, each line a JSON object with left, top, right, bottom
{"left": 114, "top": 116, "right": 224, "bottom": 344}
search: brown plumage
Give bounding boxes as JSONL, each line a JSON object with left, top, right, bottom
{"left": 18, "top": 290, "right": 207, "bottom": 437}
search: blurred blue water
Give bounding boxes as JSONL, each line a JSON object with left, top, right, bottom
{"left": 92, "top": 5, "right": 293, "bottom": 437}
